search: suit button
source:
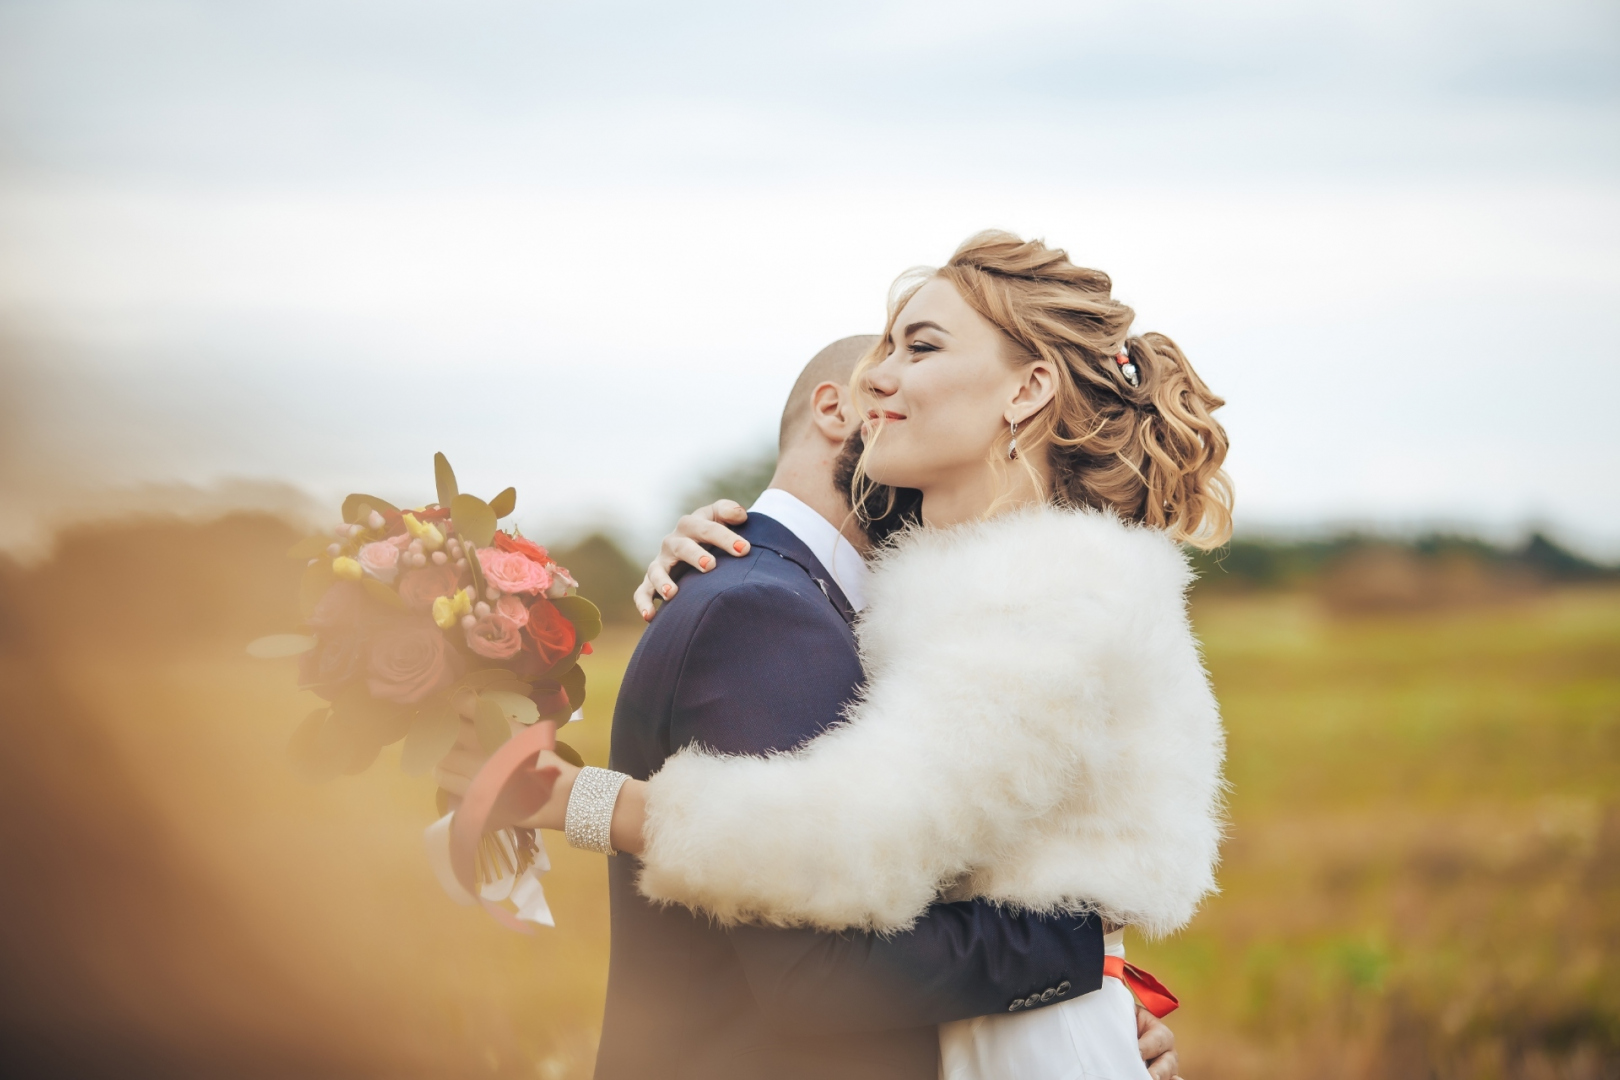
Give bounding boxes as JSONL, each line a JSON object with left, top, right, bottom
{"left": 1039, "top": 988, "right": 1056, "bottom": 1002}
{"left": 1007, "top": 999, "right": 1024, "bottom": 1012}
{"left": 1057, "top": 981, "right": 1072, "bottom": 995}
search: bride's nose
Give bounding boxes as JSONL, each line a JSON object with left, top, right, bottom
{"left": 864, "top": 365, "right": 899, "bottom": 399}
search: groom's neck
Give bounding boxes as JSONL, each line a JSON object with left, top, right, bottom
{"left": 765, "top": 441, "right": 868, "bottom": 552}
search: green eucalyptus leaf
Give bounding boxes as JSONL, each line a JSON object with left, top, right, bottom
{"left": 458, "top": 669, "right": 532, "bottom": 691}
{"left": 342, "top": 493, "right": 400, "bottom": 525}
{"left": 452, "top": 494, "right": 498, "bottom": 549}
{"left": 246, "top": 633, "right": 317, "bottom": 659}
{"left": 400, "top": 699, "right": 460, "bottom": 776}
{"left": 550, "top": 595, "right": 603, "bottom": 642}
{"left": 482, "top": 689, "right": 539, "bottom": 727}
{"left": 537, "top": 642, "right": 585, "bottom": 682}
{"left": 361, "top": 577, "right": 405, "bottom": 610}
{"left": 559, "top": 662, "right": 586, "bottom": 712}
{"left": 287, "top": 535, "right": 333, "bottom": 560}
{"left": 464, "top": 542, "right": 488, "bottom": 596}
{"left": 473, "top": 692, "right": 511, "bottom": 753}
{"left": 488, "top": 487, "right": 517, "bottom": 518}
{"left": 531, "top": 678, "right": 575, "bottom": 721}
{"left": 299, "top": 560, "right": 336, "bottom": 619}
{"left": 553, "top": 740, "right": 585, "bottom": 769}
{"left": 287, "top": 708, "right": 340, "bottom": 783}
{"left": 434, "top": 452, "right": 459, "bottom": 507}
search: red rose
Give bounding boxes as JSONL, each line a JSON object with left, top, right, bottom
{"left": 525, "top": 597, "right": 577, "bottom": 669}
{"left": 494, "top": 531, "right": 549, "bottom": 564}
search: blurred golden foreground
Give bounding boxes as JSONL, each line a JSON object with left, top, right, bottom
{"left": 1, "top": 513, "right": 1616, "bottom": 1078}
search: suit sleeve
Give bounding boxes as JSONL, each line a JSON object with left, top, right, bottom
{"left": 655, "top": 579, "right": 1103, "bottom": 1032}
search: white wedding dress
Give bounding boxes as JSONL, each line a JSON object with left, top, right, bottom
{"left": 939, "top": 930, "right": 1150, "bottom": 1080}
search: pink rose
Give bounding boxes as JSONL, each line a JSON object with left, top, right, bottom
{"left": 496, "top": 593, "right": 529, "bottom": 628}
{"left": 367, "top": 620, "right": 461, "bottom": 703}
{"left": 398, "top": 564, "right": 463, "bottom": 612}
{"left": 465, "top": 614, "right": 524, "bottom": 660}
{"left": 358, "top": 539, "right": 402, "bottom": 585}
{"left": 477, "top": 547, "right": 552, "bottom": 595}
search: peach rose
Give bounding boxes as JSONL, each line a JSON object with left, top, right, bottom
{"left": 367, "top": 620, "right": 461, "bottom": 703}
{"left": 493, "top": 531, "right": 549, "bottom": 563}
{"left": 398, "top": 564, "right": 462, "bottom": 613}
{"left": 477, "top": 547, "right": 551, "bottom": 595}
{"left": 465, "top": 614, "right": 524, "bottom": 660}
{"left": 358, "top": 539, "right": 403, "bottom": 585}
{"left": 495, "top": 593, "right": 529, "bottom": 628}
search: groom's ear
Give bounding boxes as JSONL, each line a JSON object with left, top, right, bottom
{"left": 808, "top": 381, "right": 858, "bottom": 442}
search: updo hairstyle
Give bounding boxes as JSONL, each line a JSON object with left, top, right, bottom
{"left": 850, "top": 230, "right": 1233, "bottom": 549}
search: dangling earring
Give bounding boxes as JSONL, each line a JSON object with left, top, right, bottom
{"left": 1008, "top": 419, "right": 1019, "bottom": 460}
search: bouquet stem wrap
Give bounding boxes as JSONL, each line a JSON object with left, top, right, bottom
{"left": 444, "top": 720, "right": 561, "bottom": 932}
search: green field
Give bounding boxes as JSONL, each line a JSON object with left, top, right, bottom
{"left": 3, "top": 516, "right": 1616, "bottom": 1078}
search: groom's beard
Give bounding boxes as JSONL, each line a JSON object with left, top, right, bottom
{"left": 833, "top": 432, "right": 923, "bottom": 547}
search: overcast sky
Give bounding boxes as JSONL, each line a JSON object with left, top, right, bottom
{"left": 1, "top": 0, "right": 1617, "bottom": 556}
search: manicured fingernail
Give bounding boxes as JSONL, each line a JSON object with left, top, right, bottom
{"left": 700, "top": 557, "right": 713, "bottom": 570}
{"left": 733, "top": 541, "right": 746, "bottom": 553}
{"left": 662, "top": 585, "right": 674, "bottom": 598}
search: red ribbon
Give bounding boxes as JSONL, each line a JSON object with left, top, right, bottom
{"left": 1103, "top": 955, "right": 1179, "bottom": 1018}
{"left": 448, "top": 719, "right": 561, "bottom": 933}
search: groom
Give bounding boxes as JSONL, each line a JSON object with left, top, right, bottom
{"left": 598, "top": 337, "right": 1179, "bottom": 1079}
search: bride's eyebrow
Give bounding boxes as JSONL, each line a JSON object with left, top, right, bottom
{"left": 904, "top": 320, "right": 949, "bottom": 337}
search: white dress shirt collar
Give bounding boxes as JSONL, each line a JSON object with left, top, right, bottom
{"left": 748, "top": 488, "right": 870, "bottom": 612}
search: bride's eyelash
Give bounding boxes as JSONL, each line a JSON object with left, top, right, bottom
{"left": 908, "top": 341, "right": 939, "bottom": 356}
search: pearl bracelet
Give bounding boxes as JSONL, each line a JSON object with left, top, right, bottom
{"left": 564, "top": 766, "right": 631, "bottom": 855}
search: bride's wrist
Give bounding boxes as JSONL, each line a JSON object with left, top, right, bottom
{"left": 609, "top": 780, "right": 647, "bottom": 857}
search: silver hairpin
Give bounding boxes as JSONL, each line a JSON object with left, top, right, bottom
{"left": 1115, "top": 348, "right": 1140, "bottom": 388}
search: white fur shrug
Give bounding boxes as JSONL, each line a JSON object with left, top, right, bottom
{"left": 637, "top": 505, "right": 1226, "bottom": 938}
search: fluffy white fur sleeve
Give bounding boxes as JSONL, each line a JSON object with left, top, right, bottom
{"left": 636, "top": 507, "right": 1225, "bottom": 937}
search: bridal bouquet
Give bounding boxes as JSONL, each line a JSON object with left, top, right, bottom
{"left": 249, "top": 453, "right": 601, "bottom": 929}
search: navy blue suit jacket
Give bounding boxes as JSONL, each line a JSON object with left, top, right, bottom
{"left": 596, "top": 512, "right": 1103, "bottom": 1080}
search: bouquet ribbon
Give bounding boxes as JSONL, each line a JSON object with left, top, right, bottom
{"left": 424, "top": 719, "right": 562, "bottom": 933}
{"left": 1102, "top": 955, "right": 1179, "bottom": 1017}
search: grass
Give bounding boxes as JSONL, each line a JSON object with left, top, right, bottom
{"left": 1132, "top": 588, "right": 1620, "bottom": 1079}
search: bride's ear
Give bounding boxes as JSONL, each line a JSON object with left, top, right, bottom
{"left": 1007, "top": 359, "right": 1058, "bottom": 424}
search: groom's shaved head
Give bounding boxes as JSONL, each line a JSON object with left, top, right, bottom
{"left": 778, "top": 335, "right": 880, "bottom": 450}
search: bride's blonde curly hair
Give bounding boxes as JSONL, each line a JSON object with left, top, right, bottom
{"left": 852, "top": 230, "right": 1233, "bottom": 549}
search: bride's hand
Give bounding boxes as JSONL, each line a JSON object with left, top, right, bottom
{"left": 632, "top": 499, "right": 751, "bottom": 620}
{"left": 433, "top": 718, "right": 581, "bottom": 831}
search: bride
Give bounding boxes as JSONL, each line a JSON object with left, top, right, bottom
{"left": 474, "top": 230, "right": 1229, "bottom": 1078}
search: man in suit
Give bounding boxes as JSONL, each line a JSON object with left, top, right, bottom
{"left": 595, "top": 337, "right": 1180, "bottom": 1079}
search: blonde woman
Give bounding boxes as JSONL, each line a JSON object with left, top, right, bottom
{"left": 458, "top": 232, "right": 1228, "bottom": 1078}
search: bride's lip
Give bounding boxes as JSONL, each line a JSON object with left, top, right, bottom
{"left": 868, "top": 410, "right": 907, "bottom": 421}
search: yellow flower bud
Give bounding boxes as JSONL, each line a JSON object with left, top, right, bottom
{"left": 332, "top": 556, "right": 363, "bottom": 581}
{"left": 432, "top": 587, "right": 473, "bottom": 629}
{"left": 403, "top": 513, "right": 446, "bottom": 551}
